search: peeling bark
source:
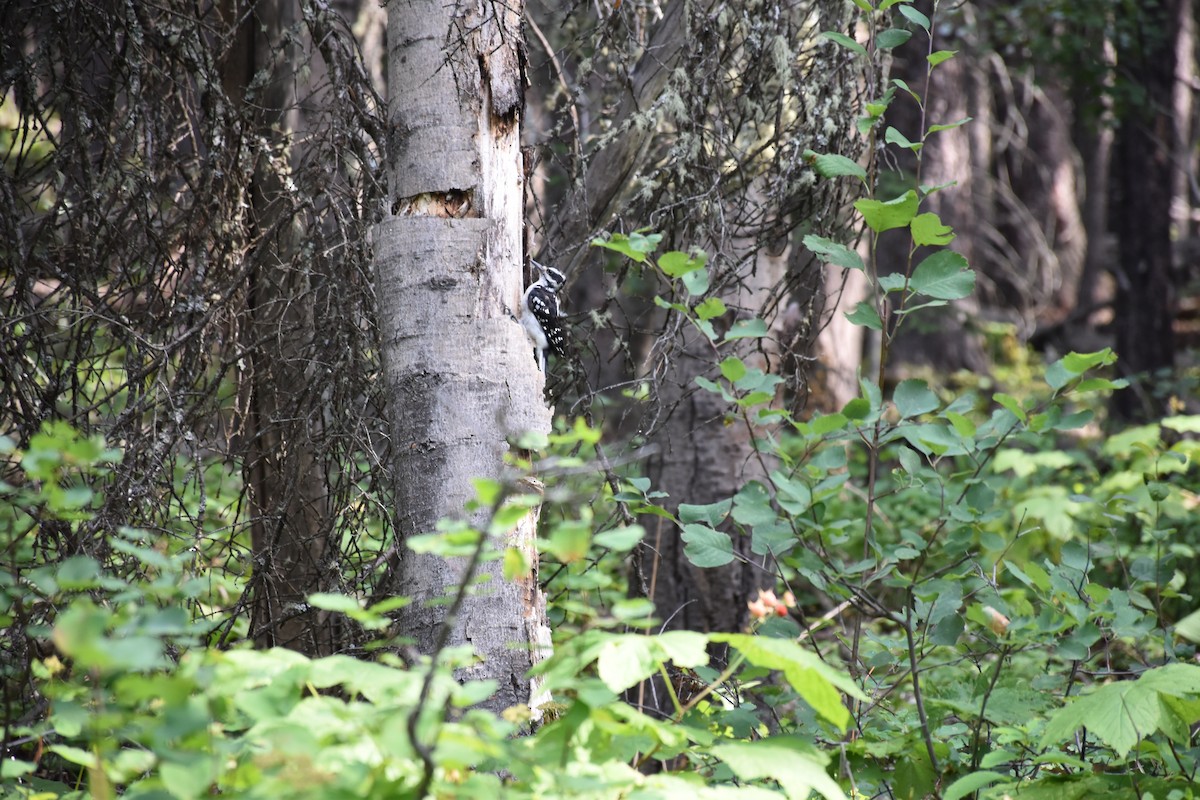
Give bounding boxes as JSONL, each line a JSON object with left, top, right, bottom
{"left": 375, "top": 0, "right": 551, "bottom": 713}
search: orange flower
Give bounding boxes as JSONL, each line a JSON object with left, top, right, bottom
{"left": 748, "top": 588, "right": 794, "bottom": 619}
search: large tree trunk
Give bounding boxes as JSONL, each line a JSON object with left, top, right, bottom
{"left": 374, "top": 0, "right": 552, "bottom": 713}
{"left": 1111, "top": 0, "right": 1181, "bottom": 419}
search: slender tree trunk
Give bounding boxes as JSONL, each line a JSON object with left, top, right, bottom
{"left": 223, "top": 0, "right": 338, "bottom": 654}
{"left": 374, "top": 0, "right": 552, "bottom": 713}
{"left": 1112, "top": 0, "right": 1180, "bottom": 419}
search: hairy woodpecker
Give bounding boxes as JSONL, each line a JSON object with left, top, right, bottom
{"left": 521, "top": 260, "right": 568, "bottom": 372}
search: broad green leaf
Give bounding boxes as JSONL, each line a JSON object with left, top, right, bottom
{"left": 878, "top": 273, "right": 908, "bottom": 293}
{"left": 928, "top": 49, "right": 957, "bottom": 67}
{"left": 594, "top": 524, "right": 645, "bottom": 552}
{"left": 803, "top": 233, "right": 864, "bottom": 270}
{"left": 819, "top": 30, "right": 866, "bottom": 58}
{"left": 694, "top": 296, "right": 727, "bottom": 320}
{"left": 842, "top": 397, "right": 870, "bottom": 420}
{"left": 993, "top": 391, "right": 1027, "bottom": 423}
{"left": 724, "top": 318, "right": 768, "bottom": 340}
{"left": 803, "top": 151, "right": 867, "bottom": 181}
{"left": 910, "top": 212, "right": 955, "bottom": 245}
{"left": 944, "top": 410, "right": 976, "bottom": 440}
{"left": 845, "top": 301, "right": 882, "bottom": 330}
{"left": 720, "top": 356, "right": 747, "bottom": 382}
{"left": 855, "top": 189, "right": 919, "bottom": 233}
{"left": 678, "top": 499, "right": 732, "bottom": 527}
{"left": 681, "top": 524, "right": 734, "bottom": 567}
{"left": 712, "top": 633, "right": 864, "bottom": 729}
{"left": 56, "top": 555, "right": 101, "bottom": 589}
{"left": 0, "top": 759, "right": 34, "bottom": 779}
{"left": 656, "top": 630, "right": 710, "bottom": 668}
{"left": 712, "top": 738, "right": 846, "bottom": 800}
{"left": 597, "top": 636, "right": 657, "bottom": 693}
{"left": 732, "top": 481, "right": 776, "bottom": 527}
{"left": 1040, "top": 664, "right": 1200, "bottom": 757}
{"left": 898, "top": 4, "right": 930, "bottom": 31}
{"left": 942, "top": 771, "right": 1005, "bottom": 800}
{"left": 894, "top": 379, "right": 939, "bottom": 418}
{"left": 682, "top": 267, "right": 710, "bottom": 295}
{"left": 885, "top": 125, "right": 919, "bottom": 151}
{"left": 1061, "top": 348, "right": 1117, "bottom": 374}
{"left": 771, "top": 471, "right": 812, "bottom": 515}
{"left": 1176, "top": 607, "right": 1200, "bottom": 643}
{"left": 658, "top": 250, "right": 702, "bottom": 277}
{"left": 751, "top": 520, "right": 796, "bottom": 557}
{"left": 877, "top": 28, "right": 913, "bottom": 49}
{"left": 810, "top": 412, "right": 848, "bottom": 434}
{"left": 1164, "top": 414, "right": 1200, "bottom": 433}
{"left": 591, "top": 231, "right": 662, "bottom": 262}
{"left": 909, "top": 250, "right": 974, "bottom": 299}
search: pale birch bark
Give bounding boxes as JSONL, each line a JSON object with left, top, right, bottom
{"left": 374, "top": 0, "right": 552, "bottom": 713}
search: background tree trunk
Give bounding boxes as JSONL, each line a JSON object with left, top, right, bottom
{"left": 374, "top": 0, "right": 552, "bottom": 713}
{"left": 222, "top": 0, "right": 339, "bottom": 654}
{"left": 1111, "top": 0, "right": 1181, "bottom": 419}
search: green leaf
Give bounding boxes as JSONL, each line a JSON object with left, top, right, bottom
{"left": 1176, "top": 607, "right": 1200, "bottom": 643}
{"left": 1040, "top": 664, "right": 1200, "bottom": 757}
{"left": 678, "top": 498, "right": 732, "bottom": 527}
{"left": 803, "top": 150, "right": 867, "bottom": 181}
{"left": 597, "top": 636, "right": 657, "bottom": 693}
{"left": 885, "top": 125, "right": 919, "bottom": 151}
{"left": 810, "top": 412, "right": 848, "bottom": 434}
{"left": 681, "top": 524, "right": 734, "bottom": 567}
{"left": 659, "top": 250, "right": 699, "bottom": 277}
{"left": 898, "top": 4, "right": 930, "bottom": 31}
{"left": 909, "top": 250, "right": 974, "bottom": 299}
{"left": 694, "top": 297, "right": 726, "bottom": 320}
{"left": 724, "top": 318, "right": 768, "bottom": 341}
{"left": 591, "top": 231, "right": 662, "bottom": 262}
{"left": 993, "top": 391, "right": 1027, "bottom": 423}
{"left": 855, "top": 189, "right": 919, "bottom": 233}
{"left": 711, "top": 738, "right": 846, "bottom": 800}
{"left": 712, "top": 633, "right": 864, "bottom": 729}
{"left": 845, "top": 301, "right": 883, "bottom": 330}
{"left": 820, "top": 30, "right": 867, "bottom": 58}
{"left": 942, "top": 771, "right": 1006, "bottom": 800}
{"left": 928, "top": 49, "right": 957, "bottom": 67}
{"left": 720, "top": 356, "right": 747, "bottom": 382}
{"left": 894, "top": 379, "right": 939, "bottom": 417}
{"left": 804, "top": 233, "right": 864, "bottom": 271}
{"left": 682, "top": 267, "right": 710, "bottom": 295}
{"left": 57, "top": 555, "right": 101, "bottom": 589}
{"left": 944, "top": 410, "right": 976, "bottom": 440}
{"left": 892, "top": 78, "right": 920, "bottom": 103}
{"left": 732, "top": 481, "right": 776, "bottom": 527}
{"left": 594, "top": 524, "right": 645, "bottom": 552}
{"left": 842, "top": 397, "right": 870, "bottom": 420}
{"left": 1062, "top": 348, "right": 1117, "bottom": 374}
{"left": 927, "top": 116, "right": 972, "bottom": 134}
{"left": 0, "top": 759, "right": 35, "bottom": 779}
{"left": 877, "top": 28, "right": 913, "bottom": 49}
{"left": 910, "top": 212, "right": 955, "bottom": 246}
